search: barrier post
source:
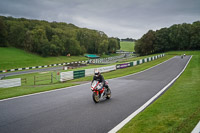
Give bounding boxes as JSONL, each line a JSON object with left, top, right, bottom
{"left": 51, "top": 73, "right": 53, "bottom": 83}
{"left": 34, "top": 76, "right": 36, "bottom": 85}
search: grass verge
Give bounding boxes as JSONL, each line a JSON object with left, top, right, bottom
{"left": 118, "top": 51, "right": 200, "bottom": 133}
{"left": 120, "top": 41, "right": 135, "bottom": 52}
{"left": 0, "top": 47, "right": 87, "bottom": 70}
{"left": 0, "top": 54, "right": 173, "bottom": 100}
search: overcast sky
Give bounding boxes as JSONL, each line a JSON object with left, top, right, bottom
{"left": 0, "top": 0, "right": 199, "bottom": 39}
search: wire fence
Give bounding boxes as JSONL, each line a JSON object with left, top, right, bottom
{"left": 33, "top": 72, "right": 60, "bottom": 85}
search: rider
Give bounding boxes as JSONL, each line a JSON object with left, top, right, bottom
{"left": 92, "top": 69, "right": 109, "bottom": 90}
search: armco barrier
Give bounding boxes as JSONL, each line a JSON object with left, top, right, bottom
{"left": 60, "top": 65, "right": 116, "bottom": 82}
{"left": 60, "top": 71, "right": 73, "bottom": 82}
{"left": 116, "top": 54, "right": 165, "bottom": 70}
{"left": 134, "top": 61, "right": 137, "bottom": 66}
{"left": 0, "top": 78, "right": 21, "bottom": 88}
{"left": 140, "top": 59, "right": 143, "bottom": 64}
{"left": 130, "top": 62, "right": 133, "bottom": 67}
{"left": 137, "top": 60, "right": 140, "bottom": 65}
{"left": 85, "top": 68, "right": 95, "bottom": 77}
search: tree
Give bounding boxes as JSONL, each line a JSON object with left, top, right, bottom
{"left": 50, "top": 35, "right": 64, "bottom": 56}
{"left": 98, "top": 40, "right": 108, "bottom": 55}
{"left": 7, "top": 21, "right": 27, "bottom": 48}
{"left": 65, "top": 38, "right": 82, "bottom": 55}
{"left": 154, "top": 28, "right": 170, "bottom": 52}
{"left": 190, "top": 21, "right": 200, "bottom": 50}
{"left": 135, "top": 30, "right": 155, "bottom": 55}
{"left": 0, "top": 18, "right": 8, "bottom": 46}
{"left": 108, "top": 38, "right": 119, "bottom": 53}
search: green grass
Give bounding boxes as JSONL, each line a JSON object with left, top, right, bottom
{"left": 118, "top": 51, "right": 200, "bottom": 133}
{"left": 120, "top": 41, "right": 135, "bottom": 52}
{"left": 0, "top": 47, "right": 88, "bottom": 70}
{"left": 0, "top": 54, "right": 172, "bottom": 100}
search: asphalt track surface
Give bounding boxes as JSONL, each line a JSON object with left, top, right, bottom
{"left": 0, "top": 56, "right": 191, "bottom": 133}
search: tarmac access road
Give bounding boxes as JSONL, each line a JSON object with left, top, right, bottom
{"left": 0, "top": 66, "right": 63, "bottom": 79}
{"left": 0, "top": 56, "right": 191, "bottom": 133}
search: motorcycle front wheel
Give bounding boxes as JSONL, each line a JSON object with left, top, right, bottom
{"left": 106, "top": 88, "right": 111, "bottom": 99}
{"left": 92, "top": 92, "right": 100, "bottom": 103}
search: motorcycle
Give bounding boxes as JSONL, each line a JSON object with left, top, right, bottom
{"left": 91, "top": 80, "right": 111, "bottom": 103}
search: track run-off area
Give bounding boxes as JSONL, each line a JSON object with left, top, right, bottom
{"left": 0, "top": 56, "right": 191, "bottom": 133}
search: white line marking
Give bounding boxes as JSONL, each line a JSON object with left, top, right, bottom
{"left": 108, "top": 56, "right": 192, "bottom": 133}
{"left": 192, "top": 121, "right": 200, "bottom": 133}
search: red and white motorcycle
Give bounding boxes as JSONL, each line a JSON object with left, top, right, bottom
{"left": 91, "top": 80, "right": 111, "bottom": 103}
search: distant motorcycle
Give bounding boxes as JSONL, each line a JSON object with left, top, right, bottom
{"left": 90, "top": 80, "right": 111, "bottom": 103}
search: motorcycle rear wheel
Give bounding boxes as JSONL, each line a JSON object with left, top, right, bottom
{"left": 92, "top": 92, "right": 100, "bottom": 103}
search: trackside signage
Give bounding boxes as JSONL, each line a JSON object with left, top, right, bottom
{"left": 116, "top": 63, "right": 130, "bottom": 69}
{"left": 98, "top": 65, "right": 116, "bottom": 73}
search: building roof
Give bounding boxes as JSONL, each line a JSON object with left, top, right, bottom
{"left": 84, "top": 54, "right": 100, "bottom": 58}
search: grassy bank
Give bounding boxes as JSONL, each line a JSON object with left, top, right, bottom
{"left": 119, "top": 51, "right": 200, "bottom": 133}
{"left": 0, "top": 47, "right": 88, "bottom": 70}
{"left": 120, "top": 41, "right": 135, "bottom": 52}
{"left": 0, "top": 54, "right": 172, "bottom": 100}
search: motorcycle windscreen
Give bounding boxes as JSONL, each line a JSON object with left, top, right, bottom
{"left": 91, "top": 80, "right": 98, "bottom": 88}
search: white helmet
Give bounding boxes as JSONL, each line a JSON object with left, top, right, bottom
{"left": 94, "top": 69, "right": 100, "bottom": 77}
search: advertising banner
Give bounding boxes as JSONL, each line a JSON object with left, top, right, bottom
{"left": 98, "top": 65, "right": 116, "bottom": 73}
{"left": 116, "top": 63, "right": 130, "bottom": 69}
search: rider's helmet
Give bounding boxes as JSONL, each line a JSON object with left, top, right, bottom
{"left": 94, "top": 69, "right": 100, "bottom": 77}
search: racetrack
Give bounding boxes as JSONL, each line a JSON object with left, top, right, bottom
{"left": 0, "top": 56, "right": 191, "bottom": 133}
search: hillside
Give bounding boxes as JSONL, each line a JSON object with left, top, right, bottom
{"left": 0, "top": 16, "right": 120, "bottom": 57}
{"left": 120, "top": 41, "right": 135, "bottom": 52}
{"left": 0, "top": 47, "right": 87, "bottom": 70}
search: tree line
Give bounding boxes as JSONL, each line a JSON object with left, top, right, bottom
{"left": 135, "top": 21, "right": 200, "bottom": 55}
{"left": 121, "top": 38, "right": 136, "bottom": 42}
{"left": 0, "top": 16, "right": 120, "bottom": 56}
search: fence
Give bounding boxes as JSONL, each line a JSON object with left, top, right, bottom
{"left": 21, "top": 78, "right": 27, "bottom": 85}
{"left": 33, "top": 72, "right": 60, "bottom": 85}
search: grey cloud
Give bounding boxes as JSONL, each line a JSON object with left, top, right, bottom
{"left": 0, "top": 0, "right": 199, "bottom": 39}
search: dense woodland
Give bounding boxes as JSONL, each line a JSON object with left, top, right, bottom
{"left": 0, "top": 16, "right": 120, "bottom": 56}
{"left": 135, "top": 21, "right": 200, "bottom": 55}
